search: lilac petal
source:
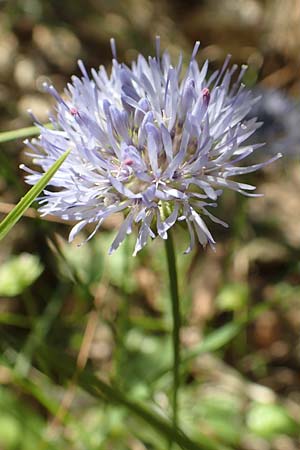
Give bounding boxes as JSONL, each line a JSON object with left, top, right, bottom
{"left": 120, "top": 68, "right": 140, "bottom": 102}
{"left": 184, "top": 219, "right": 196, "bottom": 254}
{"left": 109, "top": 213, "right": 134, "bottom": 254}
{"left": 156, "top": 210, "right": 168, "bottom": 239}
{"left": 138, "top": 111, "right": 154, "bottom": 148}
{"left": 133, "top": 211, "right": 154, "bottom": 255}
{"left": 164, "top": 67, "right": 179, "bottom": 130}
{"left": 190, "top": 208, "right": 215, "bottom": 246}
{"left": 191, "top": 41, "right": 200, "bottom": 59}
{"left": 211, "top": 142, "right": 239, "bottom": 167}
{"left": 134, "top": 98, "right": 150, "bottom": 127}
{"left": 223, "top": 153, "right": 282, "bottom": 177}
{"left": 197, "top": 60, "right": 209, "bottom": 87}
{"left": 69, "top": 220, "right": 88, "bottom": 242}
{"left": 180, "top": 79, "right": 195, "bottom": 120}
{"left": 78, "top": 60, "right": 89, "bottom": 80}
{"left": 204, "top": 175, "right": 257, "bottom": 193}
{"left": 83, "top": 219, "right": 104, "bottom": 243}
{"left": 110, "top": 38, "right": 117, "bottom": 59}
{"left": 184, "top": 178, "right": 218, "bottom": 200}
{"left": 155, "top": 35, "right": 160, "bottom": 61}
{"left": 43, "top": 84, "right": 67, "bottom": 107}
{"left": 146, "top": 123, "right": 161, "bottom": 176}
{"left": 109, "top": 106, "right": 130, "bottom": 143}
{"left": 121, "top": 144, "right": 147, "bottom": 171}
{"left": 109, "top": 176, "right": 140, "bottom": 199}
{"left": 157, "top": 187, "right": 184, "bottom": 201}
{"left": 161, "top": 124, "right": 173, "bottom": 162}
{"left": 200, "top": 207, "right": 229, "bottom": 228}
{"left": 142, "top": 185, "right": 156, "bottom": 204}
{"left": 158, "top": 203, "right": 179, "bottom": 237}
{"left": 135, "top": 207, "right": 147, "bottom": 223}
{"left": 163, "top": 127, "right": 190, "bottom": 178}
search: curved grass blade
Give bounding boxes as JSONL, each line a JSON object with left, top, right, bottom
{"left": 183, "top": 321, "right": 241, "bottom": 362}
{"left": 0, "top": 123, "right": 52, "bottom": 144}
{"left": 0, "top": 148, "right": 70, "bottom": 240}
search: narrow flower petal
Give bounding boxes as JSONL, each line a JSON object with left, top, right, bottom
{"left": 109, "top": 213, "right": 134, "bottom": 254}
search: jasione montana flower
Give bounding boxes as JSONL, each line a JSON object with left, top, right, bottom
{"left": 23, "top": 39, "right": 281, "bottom": 255}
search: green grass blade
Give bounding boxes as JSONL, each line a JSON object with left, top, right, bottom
{"left": 0, "top": 123, "right": 52, "bottom": 144}
{"left": 15, "top": 286, "right": 66, "bottom": 376}
{"left": 0, "top": 148, "right": 70, "bottom": 240}
{"left": 153, "top": 306, "right": 268, "bottom": 383}
{"left": 183, "top": 322, "right": 241, "bottom": 362}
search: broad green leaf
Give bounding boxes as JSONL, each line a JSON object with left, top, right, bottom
{"left": 0, "top": 148, "right": 70, "bottom": 240}
{"left": 180, "top": 387, "right": 244, "bottom": 447}
{"left": 0, "top": 123, "right": 52, "bottom": 144}
{"left": 0, "top": 253, "right": 43, "bottom": 296}
{"left": 0, "top": 413, "right": 21, "bottom": 448}
{"left": 247, "top": 403, "right": 298, "bottom": 439}
{"left": 216, "top": 283, "right": 249, "bottom": 312}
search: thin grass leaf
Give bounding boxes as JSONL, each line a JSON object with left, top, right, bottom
{"left": 0, "top": 354, "right": 62, "bottom": 420}
{"left": 0, "top": 123, "right": 52, "bottom": 144}
{"left": 15, "top": 286, "right": 66, "bottom": 376}
{"left": 0, "top": 148, "right": 70, "bottom": 240}
{"left": 183, "top": 304, "right": 268, "bottom": 364}
{"left": 183, "top": 322, "right": 241, "bottom": 362}
{"left": 0, "top": 350, "right": 93, "bottom": 442}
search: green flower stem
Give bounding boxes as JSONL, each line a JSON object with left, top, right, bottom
{"left": 165, "top": 231, "right": 181, "bottom": 434}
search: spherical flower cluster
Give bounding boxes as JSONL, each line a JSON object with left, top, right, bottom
{"left": 23, "top": 39, "right": 281, "bottom": 255}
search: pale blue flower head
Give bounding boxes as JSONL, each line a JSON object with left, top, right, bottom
{"left": 23, "top": 38, "right": 281, "bottom": 255}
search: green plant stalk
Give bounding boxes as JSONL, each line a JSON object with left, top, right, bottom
{"left": 0, "top": 148, "right": 70, "bottom": 240}
{"left": 115, "top": 239, "right": 131, "bottom": 388}
{"left": 165, "top": 231, "right": 181, "bottom": 435}
{"left": 0, "top": 123, "right": 53, "bottom": 144}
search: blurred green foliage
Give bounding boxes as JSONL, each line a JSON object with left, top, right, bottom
{"left": 0, "top": 253, "right": 43, "bottom": 297}
{"left": 1, "top": 0, "right": 300, "bottom": 449}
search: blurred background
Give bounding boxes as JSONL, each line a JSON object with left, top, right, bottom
{"left": 1, "top": 0, "right": 300, "bottom": 449}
